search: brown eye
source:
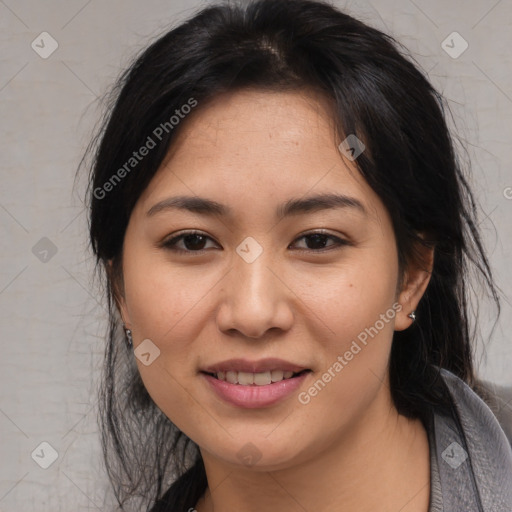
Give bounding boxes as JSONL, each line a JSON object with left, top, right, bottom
{"left": 162, "top": 231, "right": 219, "bottom": 253}
{"left": 290, "top": 232, "right": 350, "bottom": 252}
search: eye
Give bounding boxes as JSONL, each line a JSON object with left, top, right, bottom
{"left": 290, "top": 231, "right": 350, "bottom": 252}
{"left": 161, "top": 231, "right": 219, "bottom": 254}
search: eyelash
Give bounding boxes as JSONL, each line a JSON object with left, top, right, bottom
{"left": 161, "top": 230, "right": 350, "bottom": 255}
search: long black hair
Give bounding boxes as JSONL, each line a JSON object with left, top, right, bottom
{"left": 83, "top": 0, "right": 501, "bottom": 510}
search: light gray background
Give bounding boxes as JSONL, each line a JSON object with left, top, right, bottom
{"left": 1, "top": 0, "right": 511, "bottom": 510}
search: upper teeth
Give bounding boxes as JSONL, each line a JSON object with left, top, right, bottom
{"left": 215, "top": 370, "right": 296, "bottom": 385}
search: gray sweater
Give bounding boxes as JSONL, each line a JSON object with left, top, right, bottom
{"left": 427, "top": 369, "right": 512, "bottom": 511}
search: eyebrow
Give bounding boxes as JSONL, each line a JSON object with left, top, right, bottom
{"left": 146, "top": 192, "right": 367, "bottom": 219}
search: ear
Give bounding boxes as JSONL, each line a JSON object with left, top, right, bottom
{"left": 394, "top": 239, "right": 435, "bottom": 331}
{"left": 107, "top": 258, "right": 132, "bottom": 328}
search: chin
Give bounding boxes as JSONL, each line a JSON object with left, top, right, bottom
{"left": 203, "top": 437, "right": 311, "bottom": 472}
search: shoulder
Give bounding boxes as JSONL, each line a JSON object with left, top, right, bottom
{"left": 439, "top": 368, "right": 512, "bottom": 449}
{"left": 472, "top": 377, "right": 512, "bottom": 445}
{"left": 435, "top": 368, "right": 512, "bottom": 510}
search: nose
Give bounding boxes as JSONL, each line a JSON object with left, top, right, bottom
{"left": 216, "top": 248, "right": 294, "bottom": 339}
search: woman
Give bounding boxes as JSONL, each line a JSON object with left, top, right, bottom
{"left": 84, "top": 0, "right": 512, "bottom": 510}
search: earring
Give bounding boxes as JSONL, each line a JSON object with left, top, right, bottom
{"left": 408, "top": 311, "right": 416, "bottom": 321}
{"left": 123, "top": 326, "right": 133, "bottom": 348}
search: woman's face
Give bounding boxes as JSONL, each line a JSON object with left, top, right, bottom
{"left": 117, "top": 89, "right": 428, "bottom": 471}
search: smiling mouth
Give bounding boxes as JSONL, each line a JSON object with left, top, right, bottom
{"left": 201, "top": 369, "right": 311, "bottom": 386}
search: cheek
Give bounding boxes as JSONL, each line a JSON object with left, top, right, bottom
{"left": 123, "top": 250, "right": 218, "bottom": 340}
{"left": 296, "top": 249, "right": 399, "bottom": 393}
{"left": 294, "top": 281, "right": 398, "bottom": 436}
{"left": 297, "top": 249, "right": 399, "bottom": 338}
{"left": 122, "top": 256, "right": 220, "bottom": 433}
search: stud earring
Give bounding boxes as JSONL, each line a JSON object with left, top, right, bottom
{"left": 123, "top": 326, "right": 133, "bottom": 348}
{"left": 408, "top": 311, "right": 416, "bottom": 321}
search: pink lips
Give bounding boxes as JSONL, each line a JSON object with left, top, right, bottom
{"left": 201, "top": 370, "right": 311, "bottom": 409}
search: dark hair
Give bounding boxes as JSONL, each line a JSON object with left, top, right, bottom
{"left": 83, "top": 0, "right": 501, "bottom": 510}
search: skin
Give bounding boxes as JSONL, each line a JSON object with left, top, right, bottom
{"left": 114, "top": 89, "right": 435, "bottom": 512}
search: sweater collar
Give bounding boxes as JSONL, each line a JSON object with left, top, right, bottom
{"left": 431, "top": 368, "right": 512, "bottom": 511}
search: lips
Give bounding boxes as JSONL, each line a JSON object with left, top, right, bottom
{"left": 200, "top": 358, "right": 312, "bottom": 407}
{"left": 201, "top": 369, "right": 311, "bottom": 408}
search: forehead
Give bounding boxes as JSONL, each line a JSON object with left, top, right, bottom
{"left": 164, "top": 88, "right": 339, "bottom": 160}
{"left": 136, "top": 89, "right": 382, "bottom": 223}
